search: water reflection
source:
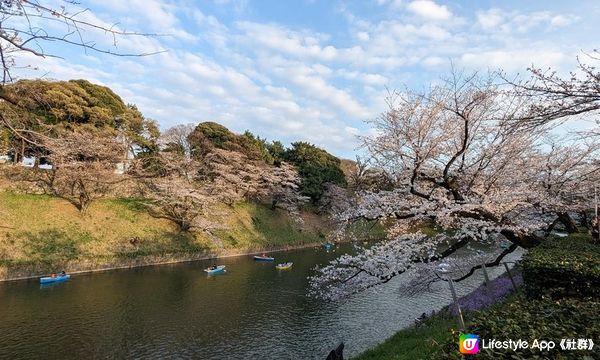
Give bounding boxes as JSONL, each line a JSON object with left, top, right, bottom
{"left": 0, "top": 244, "right": 522, "bottom": 359}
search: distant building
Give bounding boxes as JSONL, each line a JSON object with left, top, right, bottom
{"left": 21, "top": 157, "right": 35, "bottom": 167}
{"left": 114, "top": 146, "right": 137, "bottom": 175}
{"left": 115, "top": 162, "right": 128, "bottom": 175}
{"left": 0, "top": 154, "right": 53, "bottom": 170}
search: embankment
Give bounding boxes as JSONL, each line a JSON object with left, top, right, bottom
{"left": 0, "top": 191, "right": 383, "bottom": 280}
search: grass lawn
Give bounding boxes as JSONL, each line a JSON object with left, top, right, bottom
{"left": 352, "top": 313, "right": 457, "bottom": 360}
{"left": 0, "top": 191, "right": 330, "bottom": 266}
{"left": 1, "top": 191, "right": 385, "bottom": 276}
{"left": 0, "top": 191, "right": 194, "bottom": 266}
{"left": 212, "top": 202, "right": 325, "bottom": 249}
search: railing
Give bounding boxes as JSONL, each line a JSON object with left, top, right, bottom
{"left": 436, "top": 260, "right": 520, "bottom": 332}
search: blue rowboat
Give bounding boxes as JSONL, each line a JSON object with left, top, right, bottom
{"left": 204, "top": 265, "right": 226, "bottom": 275}
{"left": 253, "top": 255, "right": 274, "bottom": 261}
{"left": 39, "top": 274, "right": 71, "bottom": 284}
{"left": 323, "top": 243, "right": 334, "bottom": 250}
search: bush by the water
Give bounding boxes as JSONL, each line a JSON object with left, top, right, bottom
{"left": 432, "top": 233, "right": 600, "bottom": 359}
{"left": 435, "top": 293, "right": 599, "bottom": 360}
{"left": 522, "top": 235, "right": 600, "bottom": 299}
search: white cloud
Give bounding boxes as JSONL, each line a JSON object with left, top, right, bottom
{"left": 357, "top": 31, "right": 370, "bottom": 41}
{"left": 235, "top": 22, "right": 340, "bottom": 61}
{"left": 477, "top": 9, "right": 503, "bottom": 30}
{"left": 212, "top": 0, "right": 249, "bottom": 14}
{"left": 278, "top": 65, "right": 371, "bottom": 119}
{"left": 422, "top": 56, "right": 446, "bottom": 68}
{"left": 459, "top": 49, "right": 570, "bottom": 71}
{"left": 14, "top": 53, "right": 111, "bottom": 84}
{"left": 476, "top": 9, "right": 579, "bottom": 34}
{"left": 550, "top": 15, "right": 578, "bottom": 27}
{"left": 89, "top": 0, "right": 181, "bottom": 31}
{"left": 379, "top": 0, "right": 404, "bottom": 9}
{"left": 10, "top": 1, "right": 590, "bottom": 157}
{"left": 337, "top": 70, "right": 388, "bottom": 86}
{"left": 407, "top": 0, "right": 452, "bottom": 21}
{"left": 345, "top": 126, "right": 360, "bottom": 136}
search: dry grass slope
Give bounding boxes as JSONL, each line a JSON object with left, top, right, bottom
{"left": 0, "top": 191, "right": 330, "bottom": 278}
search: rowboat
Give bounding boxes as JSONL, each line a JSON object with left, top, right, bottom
{"left": 276, "top": 262, "right": 293, "bottom": 270}
{"left": 253, "top": 255, "right": 274, "bottom": 261}
{"left": 204, "top": 265, "right": 226, "bottom": 275}
{"left": 39, "top": 274, "right": 71, "bottom": 284}
{"left": 323, "top": 243, "right": 334, "bottom": 251}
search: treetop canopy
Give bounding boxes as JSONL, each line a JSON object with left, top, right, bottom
{"left": 2, "top": 79, "right": 159, "bottom": 151}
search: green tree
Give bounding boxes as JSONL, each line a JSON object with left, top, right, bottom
{"left": 189, "top": 122, "right": 237, "bottom": 148}
{"left": 267, "top": 140, "right": 286, "bottom": 165}
{"left": 284, "top": 142, "right": 347, "bottom": 202}
{"left": 240, "top": 130, "right": 273, "bottom": 164}
{"left": 0, "top": 79, "right": 159, "bottom": 160}
{"left": 188, "top": 122, "right": 274, "bottom": 163}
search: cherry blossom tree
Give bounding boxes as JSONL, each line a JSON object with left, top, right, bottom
{"left": 142, "top": 175, "right": 217, "bottom": 233}
{"left": 532, "top": 136, "right": 600, "bottom": 234}
{"left": 22, "top": 130, "right": 126, "bottom": 213}
{"left": 344, "top": 156, "right": 394, "bottom": 193}
{"left": 508, "top": 51, "right": 600, "bottom": 134}
{"left": 136, "top": 143, "right": 310, "bottom": 232}
{"left": 128, "top": 144, "right": 216, "bottom": 233}
{"left": 309, "top": 71, "right": 598, "bottom": 300}
{"left": 200, "top": 148, "right": 309, "bottom": 216}
{"left": 159, "top": 124, "right": 196, "bottom": 158}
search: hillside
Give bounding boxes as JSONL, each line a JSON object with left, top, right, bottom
{"left": 0, "top": 79, "right": 388, "bottom": 280}
{"left": 0, "top": 191, "right": 334, "bottom": 279}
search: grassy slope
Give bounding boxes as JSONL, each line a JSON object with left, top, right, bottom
{"left": 213, "top": 202, "right": 322, "bottom": 249}
{"left": 351, "top": 294, "right": 525, "bottom": 360}
{"left": 0, "top": 191, "right": 332, "bottom": 274}
{"left": 352, "top": 313, "right": 456, "bottom": 360}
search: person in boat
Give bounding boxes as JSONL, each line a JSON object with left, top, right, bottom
{"left": 210, "top": 265, "right": 217, "bottom": 270}
{"left": 261, "top": 253, "right": 267, "bottom": 257}
{"left": 60, "top": 271, "right": 66, "bottom": 276}
{"left": 50, "top": 273, "right": 56, "bottom": 278}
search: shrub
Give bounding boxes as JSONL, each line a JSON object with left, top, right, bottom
{"left": 283, "top": 141, "right": 346, "bottom": 202}
{"left": 189, "top": 122, "right": 238, "bottom": 151}
{"left": 188, "top": 123, "right": 274, "bottom": 163}
{"left": 435, "top": 294, "right": 600, "bottom": 359}
{"left": 240, "top": 131, "right": 274, "bottom": 163}
{"left": 266, "top": 140, "right": 285, "bottom": 165}
{"left": 522, "top": 235, "right": 600, "bottom": 299}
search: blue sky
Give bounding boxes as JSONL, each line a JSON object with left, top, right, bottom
{"left": 15, "top": 0, "right": 600, "bottom": 157}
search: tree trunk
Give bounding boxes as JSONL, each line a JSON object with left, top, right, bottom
{"left": 178, "top": 219, "right": 191, "bottom": 232}
{"left": 78, "top": 185, "right": 91, "bottom": 214}
{"left": 557, "top": 212, "right": 578, "bottom": 233}
{"left": 20, "top": 138, "right": 25, "bottom": 164}
{"left": 544, "top": 217, "right": 560, "bottom": 237}
{"left": 325, "top": 343, "right": 344, "bottom": 360}
{"left": 500, "top": 229, "right": 542, "bottom": 249}
{"left": 579, "top": 211, "right": 590, "bottom": 229}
